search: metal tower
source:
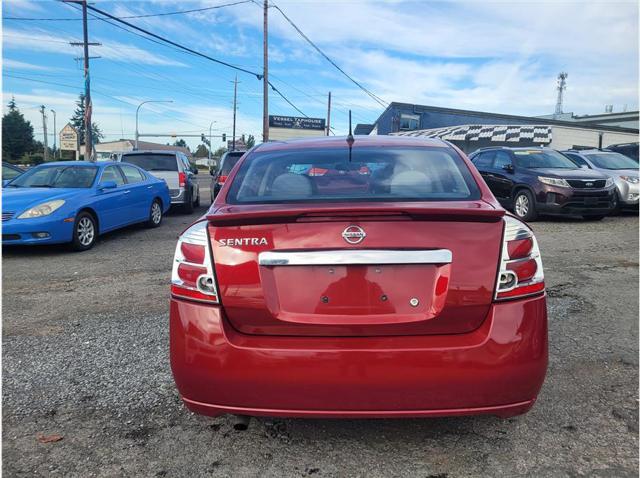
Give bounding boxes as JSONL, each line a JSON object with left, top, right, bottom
{"left": 555, "top": 72, "right": 568, "bottom": 115}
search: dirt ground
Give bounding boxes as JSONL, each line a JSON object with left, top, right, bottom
{"left": 3, "top": 184, "right": 638, "bottom": 477}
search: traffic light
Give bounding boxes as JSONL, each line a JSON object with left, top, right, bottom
{"left": 201, "top": 133, "right": 206, "bottom": 142}
{"left": 222, "top": 133, "right": 226, "bottom": 142}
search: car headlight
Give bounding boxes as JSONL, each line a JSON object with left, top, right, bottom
{"left": 604, "top": 177, "right": 614, "bottom": 187}
{"left": 17, "top": 199, "right": 66, "bottom": 219}
{"left": 538, "top": 176, "right": 570, "bottom": 188}
{"left": 620, "top": 175, "right": 639, "bottom": 184}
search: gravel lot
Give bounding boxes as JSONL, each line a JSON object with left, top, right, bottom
{"left": 3, "top": 180, "right": 638, "bottom": 477}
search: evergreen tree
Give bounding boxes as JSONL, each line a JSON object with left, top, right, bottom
{"left": 70, "top": 93, "right": 104, "bottom": 145}
{"left": 246, "top": 134, "right": 255, "bottom": 149}
{"left": 194, "top": 144, "right": 209, "bottom": 157}
{"left": 173, "top": 138, "right": 188, "bottom": 149}
{"left": 2, "top": 97, "right": 35, "bottom": 162}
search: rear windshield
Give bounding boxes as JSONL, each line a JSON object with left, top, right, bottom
{"left": 220, "top": 153, "right": 244, "bottom": 175}
{"left": 121, "top": 154, "right": 177, "bottom": 172}
{"left": 226, "top": 147, "right": 480, "bottom": 204}
{"left": 585, "top": 152, "right": 639, "bottom": 170}
{"left": 513, "top": 150, "right": 578, "bottom": 169}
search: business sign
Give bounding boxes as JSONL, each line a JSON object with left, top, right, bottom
{"left": 60, "top": 123, "right": 78, "bottom": 151}
{"left": 269, "top": 115, "right": 325, "bottom": 130}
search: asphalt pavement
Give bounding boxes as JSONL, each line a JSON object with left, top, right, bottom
{"left": 2, "top": 186, "right": 638, "bottom": 477}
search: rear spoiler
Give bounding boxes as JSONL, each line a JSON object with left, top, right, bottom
{"left": 207, "top": 201, "right": 504, "bottom": 226}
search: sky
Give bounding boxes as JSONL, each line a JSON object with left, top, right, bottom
{"left": 2, "top": 0, "right": 639, "bottom": 152}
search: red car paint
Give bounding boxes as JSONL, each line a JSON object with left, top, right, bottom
{"left": 170, "top": 136, "right": 548, "bottom": 419}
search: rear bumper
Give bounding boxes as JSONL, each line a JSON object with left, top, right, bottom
{"left": 169, "top": 188, "right": 187, "bottom": 205}
{"left": 170, "top": 294, "right": 548, "bottom": 418}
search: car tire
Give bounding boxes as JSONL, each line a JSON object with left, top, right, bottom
{"left": 610, "top": 192, "right": 621, "bottom": 215}
{"left": 194, "top": 189, "right": 200, "bottom": 208}
{"left": 71, "top": 211, "right": 97, "bottom": 251}
{"left": 513, "top": 190, "right": 537, "bottom": 222}
{"left": 583, "top": 215, "right": 606, "bottom": 221}
{"left": 146, "top": 199, "right": 163, "bottom": 228}
{"left": 183, "top": 190, "right": 194, "bottom": 214}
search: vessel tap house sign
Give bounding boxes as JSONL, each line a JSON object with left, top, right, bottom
{"left": 268, "top": 115, "right": 326, "bottom": 140}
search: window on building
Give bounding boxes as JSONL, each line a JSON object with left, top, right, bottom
{"left": 399, "top": 114, "right": 420, "bottom": 131}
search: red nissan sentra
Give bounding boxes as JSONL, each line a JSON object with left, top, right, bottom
{"left": 170, "top": 135, "right": 547, "bottom": 420}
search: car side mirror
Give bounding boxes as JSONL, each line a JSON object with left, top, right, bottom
{"left": 503, "top": 164, "right": 514, "bottom": 173}
{"left": 98, "top": 180, "right": 117, "bottom": 190}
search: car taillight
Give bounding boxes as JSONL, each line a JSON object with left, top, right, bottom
{"left": 178, "top": 172, "right": 186, "bottom": 187}
{"left": 171, "top": 221, "right": 219, "bottom": 304}
{"left": 217, "top": 175, "right": 228, "bottom": 185}
{"left": 495, "top": 215, "right": 545, "bottom": 301}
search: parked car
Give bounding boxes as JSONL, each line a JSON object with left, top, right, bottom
{"left": 116, "top": 150, "right": 200, "bottom": 213}
{"left": 210, "top": 150, "right": 245, "bottom": 202}
{"left": 170, "top": 136, "right": 548, "bottom": 422}
{"left": 2, "top": 161, "right": 170, "bottom": 251}
{"left": 605, "top": 142, "right": 639, "bottom": 162}
{"left": 3, "top": 162, "right": 25, "bottom": 186}
{"left": 562, "top": 149, "right": 639, "bottom": 211}
{"left": 468, "top": 147, "right": 615, "bottom": 221}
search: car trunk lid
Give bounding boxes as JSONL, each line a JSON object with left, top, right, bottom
{"left": 209, "top": 202, "right": 504, "bottom": 337}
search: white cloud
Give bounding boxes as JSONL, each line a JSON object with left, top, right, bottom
{"left": 2, "top": 28, "right": 187, "bottom": 67}
{"left": 3, "top": 59, "right": 57, "bottom": 71}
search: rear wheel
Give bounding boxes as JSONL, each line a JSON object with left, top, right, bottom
{"left": 194, "top": 189, "right": 200, "bottom": 208}
{"left": 146, "top": 199, "right": 163, "bottom": 228}
{"left": 513, "top": 190, "right": 537, "bottom": 222}
{"left": 183, "top": 189, "right": 194, "bottom": 214}
{"left": 71, "top": 212, "right": 97, "bottom": 251}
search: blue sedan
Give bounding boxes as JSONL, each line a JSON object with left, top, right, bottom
{"left": 2, "top": 161, "right": 171, "bottom": 251}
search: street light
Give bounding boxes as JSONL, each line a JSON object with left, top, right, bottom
{"left": 50, "top": 109, "right": 57, "bottom": 160}
{"left": 135, "top": 100, "right": 173, "bottom": 150}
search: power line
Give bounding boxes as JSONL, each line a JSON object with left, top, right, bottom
{"left": 268, "top": 1, "right": 388, "bottom": 108}
{"left": 4, "top": 1, "right": 253, "bottom": 21}
{"left": 80, "top": 3, "right": 263, "bottom": 79}
{"left": 73, "top": 2, "right": 311, "bottom": 118}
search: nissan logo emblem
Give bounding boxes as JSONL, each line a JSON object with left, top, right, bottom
{"left": 342, "top": 225, "right": 366, "bottom": 245}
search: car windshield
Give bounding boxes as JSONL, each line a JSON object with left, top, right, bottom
{"left": 3, "top": 164, "right": 23, "bottom": 180}
{"left": 513, "top": 150, "right": 578, "bottom": 169}
{"left": 8, "top": 165, "right": 98, "bottom": 188}
{"left": 227, "top": 146, "right": 480, "bottom": 204}
{"left": 122, "top": 154, "right": 177, "bottom": 171}
{"left": 220, "top": 153, "right": 244, "bottom": 175}
{"left": 584, "top": 152, "right": 639, "bottom": 170}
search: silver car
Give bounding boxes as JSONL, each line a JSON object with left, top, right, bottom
{"left": 114, "top": 150, "right": 200, "bottom": 213}
{"left": 563, "top": 150, "right": 639, "bottom": 210}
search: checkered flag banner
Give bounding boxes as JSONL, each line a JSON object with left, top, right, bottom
{"left": 392, "top": 124, "right": 552, "bottom": 143}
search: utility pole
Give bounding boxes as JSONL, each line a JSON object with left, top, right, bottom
{"left": 326, "top": 91, "right": 331, "bottom": 136}
{"left": 65, "top": 0, "right": 101, "bottom": 160}
{"left": 50, "top": 109, "right": 57, "bottom": 159}
{"left": 231, "top": 75, "right": 239, "bottom": 151}
{"left": 262, "top": 0, "right": 269, "bottom": 143}
{"left": 40, "top": 106, "right": 49, "bottom": 162}
{"left": 81, "top": 0, "right": 93, "bottom": 161}
{"left": 208, "top": 121, "right": 215, "bottom": 166}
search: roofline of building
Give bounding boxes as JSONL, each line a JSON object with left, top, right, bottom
{"left": 373, "top": 102, "right": 639, "bottom": 134}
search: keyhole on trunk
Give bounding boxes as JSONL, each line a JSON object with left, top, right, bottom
{"left": 381, "top": 295, "right": 388, "bottom": 301}
{"left": 321, "top": 296, "right": 329, "bottom": 303}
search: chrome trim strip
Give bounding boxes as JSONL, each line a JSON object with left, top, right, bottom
{"left": 259, "top": 249, "right": 452, "bottom": 266}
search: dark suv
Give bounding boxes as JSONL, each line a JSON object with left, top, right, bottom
{"left": 468, "top": 147, "right": 615, "bottom": 221}
{"left": 210, "top": 151, "right": 245, "bottom": 202}
{"left": 605, "top": 143, "right": 639, "bottom": 162}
